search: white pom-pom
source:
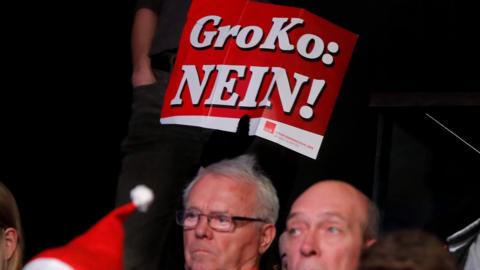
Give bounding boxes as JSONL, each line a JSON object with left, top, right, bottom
{"left": 23, "top": 258, "right": 74, "bottom": 270}
{"left": 130, "top": 185, "right": 154, "bottom": 212}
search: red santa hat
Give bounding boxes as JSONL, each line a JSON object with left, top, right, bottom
{"left": 23, "top": 185, "right": 154, "bottom": 270}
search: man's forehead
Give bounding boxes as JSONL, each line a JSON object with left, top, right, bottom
{"left": 293, "top": 181, "right": 367, "bottom": 211}
{"left": 287, "top": 210, "right": 349, "bottom": 224}
{"left": 288, "top": 190, "right": 368, "bottom": 226}
{"left": 187, "top": 175, "right": 256, "bottom": 210}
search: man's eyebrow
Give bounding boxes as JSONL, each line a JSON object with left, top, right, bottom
{"left": 286, "top": 211, "right": 348, "bottom": 223}
{"left": 209, "top": 210, "right": 229, "bottom": 215}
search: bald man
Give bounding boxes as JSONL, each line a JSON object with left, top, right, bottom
{"left": 284, "top": 180, "right": 379, "bottom": 270}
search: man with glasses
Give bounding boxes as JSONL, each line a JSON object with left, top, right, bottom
{"left": 176, "top": 154, "right": 279, "bottom": 270}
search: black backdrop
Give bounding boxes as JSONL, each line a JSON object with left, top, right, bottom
{"left": 1, "top": 0, "right": 479, "bottom": 263}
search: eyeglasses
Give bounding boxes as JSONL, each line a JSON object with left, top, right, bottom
{"left": 176, "top": 210, "right": 266, "bottom": 232}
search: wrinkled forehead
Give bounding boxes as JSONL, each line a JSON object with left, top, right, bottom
{"left": 289, "top": 184, "right": 368, "bottom": 226}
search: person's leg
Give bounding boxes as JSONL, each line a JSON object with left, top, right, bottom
{"left": 116, "top": 70, "right": 211, "bottom": 269}
{"left": 118, "top": 132, "right": 205, "bottom": 270}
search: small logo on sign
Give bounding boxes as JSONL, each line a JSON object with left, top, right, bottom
{"left": 264, "top": 121, "right": 276, "bottom": 134}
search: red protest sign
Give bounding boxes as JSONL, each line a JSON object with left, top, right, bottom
{"left": 160, "top": 0, "right": 358, "bottom": 159}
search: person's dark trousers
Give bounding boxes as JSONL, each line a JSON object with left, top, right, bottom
{"left": 115, "top": 70, "right": 212, "bottom": 270}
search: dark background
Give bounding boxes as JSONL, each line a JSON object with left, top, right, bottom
{"left": 1, "top": 0, "right": 479, "bottom": 263}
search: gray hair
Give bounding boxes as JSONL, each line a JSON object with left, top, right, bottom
{"left": 183, "top": 154, "right": 279, "bottom": 224}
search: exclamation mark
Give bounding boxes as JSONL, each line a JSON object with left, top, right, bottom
{"left": 300, "top": 79, "right": 325, "bottom": 120}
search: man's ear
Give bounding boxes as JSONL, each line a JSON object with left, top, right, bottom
{"left": 365, "top": 238, "right": 376, "bottom": 249}
{"left": 3, "top": 228, "right": 18, "bottom": 260}
{"left": 259, "top": 224, "right": 276, "bottom": 254}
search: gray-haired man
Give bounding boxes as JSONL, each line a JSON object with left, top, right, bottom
{"left": 177, "top": 154, "right": 279, "bottom": 270}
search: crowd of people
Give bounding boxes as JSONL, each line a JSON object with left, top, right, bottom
{"left": 2, "top": 161, "right": 472, "bottom": 270}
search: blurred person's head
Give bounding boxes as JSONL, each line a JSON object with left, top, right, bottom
{"left": 0, "top": 183, "right": 23, "bottom": 270}
{"left": 284, "top": 180, "right": 378, "bottom": 270}
{"left": 279, "top": 231, "right": 288, "bottom": 270}
{"left": 179, "top": 154, "right": 279, "bottom": 270}
{"left": 359, "top": 229, "right": 459, "bottom": 270}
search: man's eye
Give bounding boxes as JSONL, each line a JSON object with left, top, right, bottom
{"left": 215, "top": 215, "right": 230, "bottom": 223}
{"left": 326, "top": 226, "right": 340, "bottom": 234}
{"left": 184, "top": 212, "right": 198, "bottom": 220}
{"left": 287, "top": 227, "right": 302, "bottom": 237}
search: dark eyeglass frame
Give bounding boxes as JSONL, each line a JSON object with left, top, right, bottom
{"left": 176, "top": 210, "right": 266, "bottom": 232}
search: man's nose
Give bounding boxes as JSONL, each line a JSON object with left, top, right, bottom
{"left": 194, "top": 215, "right": 213, "bottom": 239}
{"left": 299, "top": 231, "right": 318, "bottom": 257}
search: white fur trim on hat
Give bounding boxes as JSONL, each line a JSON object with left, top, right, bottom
{"left": 23, "top": 258, "right": 74, "bottom": 270}
{"left": 130, "top": 185, "right": 154, "bottom": 212}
